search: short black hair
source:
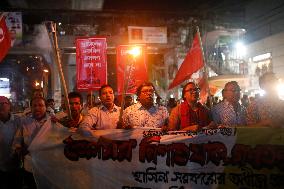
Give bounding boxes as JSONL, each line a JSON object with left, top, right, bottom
{"left": 31, "top": 97, "right": 47, "bottom": 106}
{"left": 224, "top": 81, "right": 239, "bottom": 90}
{"left": 68, "top": 92, "right": 83, "bottom": 104}
{"left": 136, "top": 82, "right": 156, "bottom": 97}
{"left": 32, "top": 88, "right": 44, "bottom": 98}
{"left": 0, "top": 96, "right": 11, "bottom": 106}
{"left": 99, "top": 84, "right": 113, "bottom": 96}
{"left": 47, "top": 98, "right": 54, "bottom": 103}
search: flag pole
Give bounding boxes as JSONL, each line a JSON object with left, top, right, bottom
{"left": 46, "top": 22, "right": 72, "bottom": 119}
{"left": 118, "top": 46, "right": 141, "bottom": 128}
{"left": 118, "top": 61, "right": 128, "bottom": 123}
{"left": 118, "top": 57, "right": 134, "bottom": 125}
{"left": 196, "top": 26, "right": 212, "bottom": 108}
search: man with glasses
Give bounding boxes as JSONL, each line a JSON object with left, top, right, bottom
{"left": 168, "top": 82, "right": 213, "bottom": 131}
{"left": 212, "top": 81, "right": 247, "bottom": 126}
{"left": 122, "top": 82, "right": 168, "bottom": 129}
{"left": 0, "top": 96, "right": 22, "bottom": 189}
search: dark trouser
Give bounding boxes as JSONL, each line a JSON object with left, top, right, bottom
{"left": 0, "top": 169, "right": 23, "bottom": 189}
{"left": 22, "top": 170, "right": 37, "bottom": 189}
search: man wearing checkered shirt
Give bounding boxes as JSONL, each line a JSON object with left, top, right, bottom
{"left": 212, "top": 81, "right": 247, "bottom": 126}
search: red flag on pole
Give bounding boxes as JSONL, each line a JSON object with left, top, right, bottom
{"left": 168, "top": 33, "right": 204, "bottom": 89}
{"left": 0, "top": 16, "right": 11, "bottom": 63}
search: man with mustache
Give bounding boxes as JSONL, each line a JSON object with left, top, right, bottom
{"left": 57, "top": 92, "right": 84, "bottom": 128}
{"left": 13, "top": 97, "right": 49, "bottom": 189}
{"left": 122, "top": 82, "right": 168, "bottom": 129}
{"left": 79, "top": 85, "right": 121, "bottom": 136}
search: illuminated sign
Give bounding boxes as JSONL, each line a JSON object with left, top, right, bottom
{"left": 252, "top": 53, "right": 271, "bottom": 62}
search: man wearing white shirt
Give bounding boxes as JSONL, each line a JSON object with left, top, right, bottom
{"left": 79, "top": 85, "right": 120, "bottom": 136}
{"left": 0, "top": 96, "right": 22, "bottom": 189}
{"left": 13, "top": 97, "right": 49, "bottom": 189}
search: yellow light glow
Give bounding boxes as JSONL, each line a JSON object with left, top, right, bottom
{"left": 43, "top": 69, "right": 49, "bottom": 73}
{"left": 35, "top": 81, "right": 40, "bottom": 87}
{"left": 129, "top": 46, "right": 141, "bottom": 58}
{"left": 277, "top": 83, "right": 284, "bottom": 100}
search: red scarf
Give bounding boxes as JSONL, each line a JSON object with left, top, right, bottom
{"left": 180, "top": 101, "right": 211, "bottom": 129}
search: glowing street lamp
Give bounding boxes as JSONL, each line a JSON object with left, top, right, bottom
{"left": 234, "top": 41, "right": 246, "bottom": 58}
{"left": 128, "top": 46, "right": 141, "bottom": 59}
{"left": 277, "top": 80, "right": 284, "bottom": 100}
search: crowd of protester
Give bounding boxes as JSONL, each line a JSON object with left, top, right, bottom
{"left": 0, "top": 72, "right": 283, "bottom": 188}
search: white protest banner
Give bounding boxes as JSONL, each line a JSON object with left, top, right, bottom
{"left": 29, "top": 126, "right": 284, "bottom": 189}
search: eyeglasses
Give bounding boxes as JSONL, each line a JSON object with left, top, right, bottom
{"left": 225, "top": 89, "right": 241, "bottom": 93}
{"left": 141, "top": 89, "right": 155, "bottom": 94}
{"left": 184, "top": 88, "right": 200, "bottom": 93}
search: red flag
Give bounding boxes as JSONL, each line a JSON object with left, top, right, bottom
{"left": 168, "top": 33, "right": 204, "bottom": 89}
{"left": 0, "top": 16, "right": 11, "bottom": 63}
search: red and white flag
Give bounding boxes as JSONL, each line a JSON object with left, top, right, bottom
{"left": 116, "top": 45, "right": 147, "bottom": 94}
{"left": 168, "top": 33, "right": 204, "bottom": 89}
{"left": 0, "top": 16, "right": 11, "bottom": 63}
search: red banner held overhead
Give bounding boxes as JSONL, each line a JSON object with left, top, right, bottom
{"left": 116, "top": 45, "right": 147, "bottom": 94}
{"left": 76, "top": 37, "right": 107, "bottom": 91}
{"left": 0, "top": 16, "right": 11, "bottom": 63}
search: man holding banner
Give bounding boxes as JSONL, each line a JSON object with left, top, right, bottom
{"left": 212, "top": 81, "right": 247, "bottom": 126}
{"left": 168, "top": 82, "right": 214, "bottom": 131}
{"left": 122, "top": 82, "right": 168, "bottom": 129}
{"left": 79, "top": 85, "right": 120, "bottom": 136}
{"left": 56, "top": 92, "right": 84, "bottom": 128}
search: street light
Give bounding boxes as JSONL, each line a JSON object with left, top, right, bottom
{"left": 277, "top": 80, "right": 284, "bottom": 100}
{"left": 128, "top": 46, "right": 141, "bottom": 59}
{"left": 234, "top": 41, "right": 246, "bottom": 58}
